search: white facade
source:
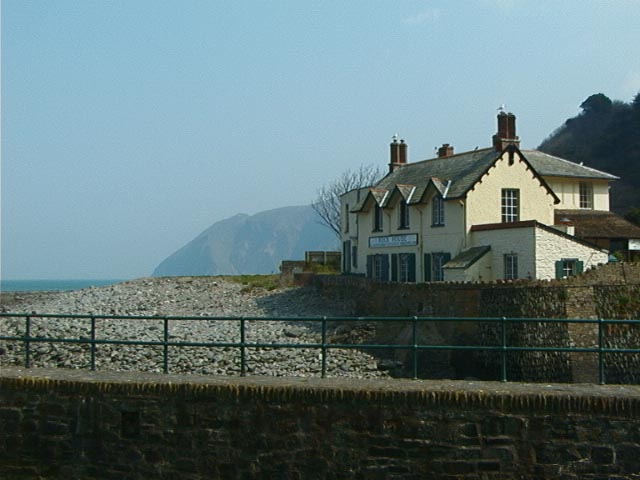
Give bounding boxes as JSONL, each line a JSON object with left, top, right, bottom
{"left": 340, "top": 114, "right": 614, "bottom": 283}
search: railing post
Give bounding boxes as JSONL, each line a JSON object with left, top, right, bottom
{"left": 90, "top": 316, "right": 96, "bottom": 371}
{"left": 412, "top": 316, "right": 418, "bottom": 380}
{"left": 501, "top": 317, "right": 507, "bottom": 382}
{"left": 321, "top": 317, "right": 327, "bottom": 378}
{"left": 240, "top": 317, "right": 246, "bottom": 377}
{"left": 163, "top": 317, "right": 169, "bottom": 374}
{"left": 25, "top": 315, "right": 31, "bottom": 368}
{"left": 598, "top": 318, "right": 605, "bottom": 385}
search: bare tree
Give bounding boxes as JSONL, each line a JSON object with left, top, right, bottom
{"left": 312, "top": 164, "right": 385, "bottom": 238}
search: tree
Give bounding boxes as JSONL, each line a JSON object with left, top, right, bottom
{"left": 312, "top": 164, "right": 385, "bottom": 238}
{"left": 625, "top": 207, "right": 640, "bottom": 227}
{"left": 580, "top": 93, "right": 612, "bottom": 115}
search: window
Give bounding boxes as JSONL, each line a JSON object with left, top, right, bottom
{"left": 373, "top": 204, "right": 383, "bottom": 231}
{"left": 399, "top": 201, "right": 410, "bottom": 229}
{"left": 424, "top": 252, "right": 451, "bottom": 282}
{"left": 555, "top": 258, "right": 584, "bottom": 279}
{"left": 501, "top": 189, "right": 519, "bottom": 223}
{"left": 367, "top": 254, "right": 389, "bottom": 281}
{"left": 504, "top": 254, "right": 518, "bottom": 280}
{"left": 342, "top": 241, "right": 351, "bottom": 273}
{"left": 579, "top": 182, "right": 593, "bottom": 209}
{"left": 344, "top": 203, "right": 350, "bottom": 233}
{"left": 432, "top": 195, "right": 445, "bottom": 226}
{"left": 391, "top": 253, "right": 416, "bottom": 283}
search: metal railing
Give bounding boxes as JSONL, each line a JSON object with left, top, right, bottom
{"left": 1, "top": 313, "right": 639, "bottom": 384}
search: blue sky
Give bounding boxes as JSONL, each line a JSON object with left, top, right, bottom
{"left": 2, "top": 0, "right": 640, "bottom": 280}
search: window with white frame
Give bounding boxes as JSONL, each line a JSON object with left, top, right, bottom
{"left": 433, "top": 253, "right": 447, "bottom": 282}
{"left": 432, "top": 195, "right": 445, "bottom": 226}
{"left": 501, "top": 189, "right": 519, "bottom": 223}
{"left": 399, "top": 200, "right": 410, "bottom": 229}
{"left": 373, "top": 204, "right": 383, "bottom": 231}
{"left": 504, "top": 254, "right": 518, "bottom": 280}
{"left": 579, "top": 182, "right": 593, "bottom": 209}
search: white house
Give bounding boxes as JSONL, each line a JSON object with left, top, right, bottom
{"left": 339, "top": 112, "right": 633, "bottom": 282}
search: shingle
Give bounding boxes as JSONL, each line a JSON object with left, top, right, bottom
{"left": 555, "top": 209, "right": 640, "bottom": 239}
{"left": 523, "top": 151, "right": 619, "bottom": 180}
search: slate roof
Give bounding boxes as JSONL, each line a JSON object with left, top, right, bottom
{"left": 445, "top": 246, "right": 491, "bottom": 269}
{"left": 353, "top": 146, "right": 618, "bottom": 211}
{"left": 555, "top": 210, "right": 640, "bottom": 239}
{"left": 522, "top": 151, "right": 619, "bottom": 180}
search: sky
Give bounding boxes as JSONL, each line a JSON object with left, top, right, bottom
{"left": 2, "top": 0, "right": 640, "bottom": 280}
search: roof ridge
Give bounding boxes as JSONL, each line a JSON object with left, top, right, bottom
{"left": 522, "top": 149, "right": 619, "bottom": 179}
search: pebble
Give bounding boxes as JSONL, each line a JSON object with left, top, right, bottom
{"left": 0, "top": 277, "right": 388, "bottom": 379}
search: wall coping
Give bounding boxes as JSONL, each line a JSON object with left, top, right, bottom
{"left": 3, "top": 367, "right": 640, "bottom": 417}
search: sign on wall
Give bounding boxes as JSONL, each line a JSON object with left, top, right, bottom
{"left": 369, "top": 234, "right": 418, "bottom": 248}
{"left": 629, "top": 239, "right": 640, "bottom": 251}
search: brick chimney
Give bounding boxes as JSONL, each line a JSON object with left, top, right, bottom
{"left": 437, "top": 143, "right": 454, "bottom": 158}
{"left": 389, "top": 137, "right": 407, "bottom": 172}
{"left": 492, "top": 112, "right": 520, "bottom": 150}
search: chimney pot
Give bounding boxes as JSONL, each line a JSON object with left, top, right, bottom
{"left": 437, "top": 143, "right": 454, "bottom": 158}
{"left": 389, "top": 137, "right": 408, "bottom": 172}
{"left": 493, "top": 112, "right": 520, "bottom": 150}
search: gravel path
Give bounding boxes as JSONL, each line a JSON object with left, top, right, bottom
{"left": 0, "top": 277, "right": 387, "bottom": 379}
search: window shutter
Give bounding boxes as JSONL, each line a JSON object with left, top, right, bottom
{"left": 444, "top": 252, "right": 452, "bottom": 263}
{"left": 555, "top": 261, "right": 563, "bottom": 279}
{"left": 576, "top": 261, "right": 584, "bottom": 274}
{"left": 366, "top": 255, "right": 373, "bottom": 278}
{"left": 391, "top": 254, "right": 398, "bottom": 282}
{"left": 381, "top": 255, "right": 390, "bottom": 281}
{"left": 424, "top": 253, "right": 432, "bottom": 282}
{"left": 408, "top": 253, "right": 416, "bottom": 283}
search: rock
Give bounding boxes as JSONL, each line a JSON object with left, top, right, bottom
{"left": 0, "top": 277, "right": 388, "bottom": 379}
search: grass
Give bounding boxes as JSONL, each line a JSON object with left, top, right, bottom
{"left": 226, "top": 274, "right": 281, "bottom": 292}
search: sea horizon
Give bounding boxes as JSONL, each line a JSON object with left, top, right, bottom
{"left": 0, "top": 279, "right": 126, "bottom": 293}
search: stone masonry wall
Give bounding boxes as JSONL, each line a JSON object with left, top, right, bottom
{"left": 314, "top": 263, "right": 640, "bottom": 382}
{"left": 2, "top": 368, "right": 640, "bottom": 480}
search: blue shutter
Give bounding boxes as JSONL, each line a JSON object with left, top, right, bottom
{"left": 381, "top": 255, "right": 390, "bottom": 281}
{"left": 555, "top": 261, "right": 563, "bottom": 279}
{"left": 366, "top": 255, "right": 373, "bottom": 278}
{"left": 576, "top": 260, "right": 584, "bottom": 274}
{"left": 424, "top": 253, "right": 432, "bottom": 282}
{"left": 391, "top": 254, "right": 398, "bottom": 282}
{"left": 408, "top": 253, "right": 416, "bottom": 283}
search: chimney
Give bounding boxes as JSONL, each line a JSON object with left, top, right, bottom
{"left": 437, "top": 143, "right": 454, "bottom": 158}
{"left": 492, "top": 112, "right": 520, "bottom": 150}
{"left": 389, "top": 137, "right": 407, "bottom": 172}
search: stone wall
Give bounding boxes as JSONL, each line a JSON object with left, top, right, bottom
{"left": 2, "top": 368, "right": 640, "bottom": 479}
{"left": 314, "top": 263, "right": 640, "bottom": 382}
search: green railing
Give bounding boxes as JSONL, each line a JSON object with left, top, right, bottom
{"left": 1, "top": 313, "right": 639, "bottom": 384}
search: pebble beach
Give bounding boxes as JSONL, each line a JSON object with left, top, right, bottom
{"left": 0, "top": 276, "right": 388, "bottom": 379}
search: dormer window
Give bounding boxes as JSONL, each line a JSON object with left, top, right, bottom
{"left": 399, "top": 200, "right": 410, "bottom": 229}
{"left": 373, "top": 204, "right": 383, "bottom": 231}
{"left": 432, "top": 195, "right": 445, "bottom": 226}
{"left": 579, "top": 182, "right": 593, "bottom": 209}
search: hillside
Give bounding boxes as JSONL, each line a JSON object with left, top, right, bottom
{"left": 538, "top": 92, "right": 640, "bottom": 215}
{"left": 153, "top": 205, "right": 337, "bottom": 276}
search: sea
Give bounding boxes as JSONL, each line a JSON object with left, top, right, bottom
{"left": 0, "top": 279, "right": 125, "bottom": 293}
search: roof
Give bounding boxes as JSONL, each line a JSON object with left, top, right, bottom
{"left": 445, "top": 246, "right": 491, "bottom": 269}
{"left": 354, "top": 146, "right": 615, "bottom": 210}
{"left": 555, "top": 210, "right": 640, "bottom": 239}
{"left": 523, "top": 151, "right": 619, "bottom": 181}
{"left": 471, "top": 220, "right": 608, "bottom": 252}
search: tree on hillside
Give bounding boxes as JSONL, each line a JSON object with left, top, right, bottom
{"left": 580, "top": 93, "right": 612, "bottom": 114}
{"left": 312, "top": 164, "right": 384, "bottom": 238}
{"left": 538, "top": 91, "right": 640, "bottom": 215}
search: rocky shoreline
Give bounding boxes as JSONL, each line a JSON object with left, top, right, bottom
{"left": 0, "top": 276, "right": 389, "bottom": 379}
